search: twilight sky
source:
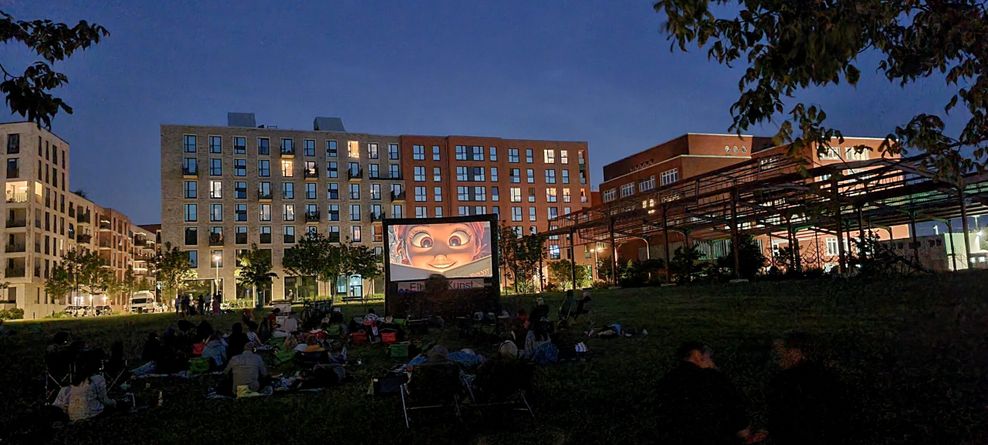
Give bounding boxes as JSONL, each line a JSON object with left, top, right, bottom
{"left": 0, "top": 1, "right": 967, "bottom": 225}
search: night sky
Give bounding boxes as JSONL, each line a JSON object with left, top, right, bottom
{"left": 0, "top": 1, "right": 968, "bottom": 226}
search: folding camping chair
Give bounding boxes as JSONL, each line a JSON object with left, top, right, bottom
{"left": 557, "top": 291, "right": 576, "bottom": 322}
{"left": 462, "top": 359, "right": 535, "bottom": 419}
{"left": 399, "top": 363, "right": 464, "bottom": 429}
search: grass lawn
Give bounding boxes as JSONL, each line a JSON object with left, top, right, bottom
{"left": 2, "top": 271, "right": 987, "bottom": 444}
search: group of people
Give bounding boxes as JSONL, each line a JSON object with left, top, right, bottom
{"left": 174, "top": 293, "right": 222, "bottom": 317}
{"left": 655, "top": 333, "right": 846, "bottom": 445}
{"left": 45, "top": 333, "right": 129, "bottom": 422}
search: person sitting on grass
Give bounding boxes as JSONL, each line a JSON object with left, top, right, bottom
{"left": 654, "top": 341, "right": 765, "bottom": 445}
{"left": 245, "top": 321, "right": 261, "bottom": 346}
{"left": 226, "top": 323, "right": 248, "bottom": 359}
{"left": 201, "top": 332, "right": 228, "bottom": 371}
{"left": 225, "top": 342, "right": 271, "bottom": 397}
{"left": 61, "top": 350, "right": 117, "bottom": 421}
{"left": 767, "top": 331, "right": 847, "bottom": 445}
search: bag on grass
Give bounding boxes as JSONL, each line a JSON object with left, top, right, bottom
{"left": 188, "top": 357, "right": 210, "bottom": 375}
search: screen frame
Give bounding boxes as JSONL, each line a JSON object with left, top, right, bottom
{"left": 382, "top": 213, "right": 500, "bottom": 315}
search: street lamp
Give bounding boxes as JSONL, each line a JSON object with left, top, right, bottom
{"left": 592, "top": 244, "right": 604, "bottom": 281}
{"left": 212, "top": 252, "right": 222, "bottom": 298}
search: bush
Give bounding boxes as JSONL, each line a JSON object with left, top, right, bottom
{"left": 0, "top": 308, "right": 24, "bottom": 320}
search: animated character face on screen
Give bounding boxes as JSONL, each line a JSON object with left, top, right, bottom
{"left": 390, "top": 222, "right": 489, "bottom": 273}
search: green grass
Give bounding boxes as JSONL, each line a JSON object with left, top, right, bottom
{"left": 3, "top": 272, "right": 988, "bottom": 444}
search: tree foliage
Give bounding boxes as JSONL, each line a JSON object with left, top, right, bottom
{"left": 151, "top": 243, "right": 195, "bottom": 300}
{"left": 670, "top": 244, "right": 704, "bottom": 284}
{"left": 655, "top": 0, "right": 988, "bottom": 181}
{"left": 237, "top": 244, "right": 277, "bottom": 307}
{"left": 283, "top": 232, "right": 382, "bottom": 297}
{"left": 0, "top": 11, "right": 109, "bottom": 128}
{"left": 547, "top": 259, "right": 591, "bottom": 290}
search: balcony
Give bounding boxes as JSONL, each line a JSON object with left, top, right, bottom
{"left": 370, "top": 211, "right": 386, "bottom": 221}
{"left": 390, "top": 190, "right": 406, "bottom": 201}
{"left": 133, "top": 237, "right": 147, "bottom": 247}
{"left": 259, "top": 233, "right": 272, "bottom": 244}
{"left": 235, "top": 233, "right": 248, "bottom": 245}
{"left": 284, "top": 235, "right": 296, "bottom": 244}
{"left": 4, "top": 267, "right": 24, "bottom": 278}
{"left": 5, "top": 218, "right": 26, "bottom": 228}
{"left": 209, "top": 233, "right": 224, "bottom": 246}
{"left": 77, "top": 212, "right": 91, "bottom": 224}
{"left": 304, "top": 168, "right": 319, "bottom": 180}
{"left": 98, "top": 239, "right": 112, "bottom": 249}
{"left": 182, "top": 166, "right": 198, "bottom": 177}
{"left": 258, "top": 191, "right": 272, "bottom": 201}
{"left": 281, "top": 147, "right": 295, "bottom": 157}
{"left": 348, "top": 168, "right": 363, "bottom": 180}
{"left": 77, "top": 234, "right": 92, "bottom": 243}
{"left": 5, "top": 243, "right": 25, "bottom": 253}
{"left": 98, "top": 220, "right": 112, "bottom": 231}
{"left": 304, "top": 211, "right": 321, "bottom": 222}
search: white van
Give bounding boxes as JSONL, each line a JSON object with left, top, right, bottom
{"left": 128, "top": 291, "right": 157, "bottom": 313}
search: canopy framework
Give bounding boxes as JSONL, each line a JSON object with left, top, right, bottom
{"left": 548, "top": 152, "right": 988, "bottom": 284}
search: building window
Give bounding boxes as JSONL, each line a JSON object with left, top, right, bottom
{"left": 456, "top": 166, "right": 468, "bottom": 181}
{"left": 457, "top": 186, "right": 469, "bottom": 201}
{"left": 825, "top": 237, "right": 839, "bottom": 256}
{"left": 490, "top": 167, "right": 498, "bottom": 181}
{"left": 544, "top": 149, "right": 555, "bottom": 164}
{"left": 511, "top": 207, "right": 522, "bottom": 222}
{"left": 389, "top": 163, "right": 400, "bottom": 179}
{"left": 392, "top": 205, "right": 403, "bottom": 218}
{"left": 184, "top": 227, "right": 197, "bottom": 246}
{"left": 209, "top": 180, "right": 222, "bottom": 199}
{"left": 259, "top": 204, "right": 271, "bottom": 221}
{"left": 326, "top": 140, "right": 338, "bottom": 158}
{"left": 434, "top": 187, "right": 443, "bottom": 202}
{"left": 489, "top": 146, "right": 497, "bottom": 161}
{"left": 209, "top": 136, "right": 221, "bottom": 153}
{"left": 210, "top": 204, "right": 223, "bottom": 222}
{"left": 283, "top": 204, "right": 295, "bottom": 221}
{"left": 472, "top": 146, "right": 484, "bottom": 161}
{"left": 6, "top": 133, "right": 19, "bottom": 154}
{"left": 528, "top": 188, "right": 536, "bottom": 203}
{"left": 414, "top": 166, "right": 426, "bottom": 182}
{"left": 282, "top": 182, "right": 294, "bottom": 199}
{"left": 327, "top": 226, "right": 340, "bottom": 242}
{"left": 260, "top": 226, "right": 271, "bottom": 244}
{"left": 281, "top": 159, "right": 293, "bottom": 177}
{"left": 508, "top": 148, "right": 519, "bottom": 163}
{"left": 560, "top": 150, "right": 569, "bottom": 164}
{"left": 529, "top": 207, "right": 537, "bottom": 222}
{"left": 258, "top": 182, "right": 271, "bottom": 199}
{"left": 258, "top": 160, "right": 270, "bottom": 177}
{"left": 258, "top": 138, "right": 270, "bottom": 155}
{"left": 415, "top": 206, "right": 427, "bottom": 218}
{"left": 235, "top": 226, "right": 247, "bottom": 244}
{"left": 183, "top": 181, "right": 197, "bottom": 199}
{"left": 184, "top": 204, "right": 197, "bottom": 222}
{"left": 305, "top": 182, "right": 317, "bottom": 199}
{"left": 639, "top": 176, "right": 656, "bottom": 192}
{"left": 432, "top": 145, "right": 441, "bottom": 161}
{"left": 474, "top": 186, "right": 486, "bottom": 201}
{"left": 434, "top": 207, "right": 443, "bottom": 217}
{"left": 525, "top": 148, "right": 534, "bottom": 163}
{"left": 491, "top": 186, "right": 499, "bottom": 201}
{"left": 349, "top": 183, "right": 360, "bottom": 199}
{"left": 236, "top": 204, "right": 247, "bottom": 221}
{"left": 620, "top": 183, "right": 634, "bottom": 198}
{"left": 548, "top": 207, "right": 558, "bottom": 220}
{"left": 367, "top": 143, "right": 379, "bottom": 159}
{"left": 371, "top": 183, "right": 381, "bottom": 200}
{"left": 328, "top": 204, "right": 340, "bottom": 221}
{"left": 284, "top": 226, "right": 296, "bottom": 244}
{"left": 347, "top": 141, "right": 360, "bottom": 158}
{"left": 458, "top": 206, "right": 468, "bottom": 216}
{"left": 281, "top": 138, "right": 295, "bottom": 155}
{"left": 183, "top": 135, "right": 197, "bottom": 153}
{"left": 526, "top": 169, "right": 535, "bottom": 184}
{"left": 413, "top": 145, "right": 425, "bottom": 160}
{"left": 414, "top": 186, "right": 427, "bottom": 202}
{"left": 546, "top": 188, "right": 557, "bottom": 203}
{"left": 510, "top": 187, "right": 521, "bottom": 202}
{"left": 510, "top": 168, "right": 520, "bottom": 183}
{"left": 188, "top": 250, "right": 198, "bottom": 268}
{"left": 603, "top": 189, "right": 616, "bottom": 202}
{"left": 234, "top": 159, "right": 246, "bottom": 176}
{"left": 545, "top": 169, "right": 556, "bottom": 184}
{"left": 562, "top": 188, "right": 571, "bottom": 203}
{"left": 455, "top": 145, "right": 467, "bottom": 160}
{"left": 561, "top": 169, "right": 570, "bottom": 184}
{"left": 388, "top": 143, "right": 399, "bottom": 160}
{"left": 350, "top": 204, "right": 361, "bottom": 221}
{"left": 328, "top": 183, "right": 339, "bottom": 200}
{"left": 660, "top": 168, "right": 679, "bottom": 186}
{"left": 304, "top": 139, "right": 316, "bottom": 157}
{"left": 433, "top": 167, "right": 442, "bottom": 182}
{"left": 472, "top": 167, "right": 485, "bottom": 182}
{"left": 327, "top": 161, "right": 338, "bottom": 178}
{"left": 235, "top": 181, "right": 247, "bottom": 199}
{"left": 209, "top": 158, "right": 222, "bottom": 176}
{"left": 368, "top": 163, "right": 379, "bottom": 179}
{"left": 234, "top": 136, "right": 246, "bottom": 154}
{"left": 351, "top": 225, "right": 362, "bottom": 242}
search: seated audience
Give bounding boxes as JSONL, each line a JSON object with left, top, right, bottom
{"left": 201, "top": 332, "right": 228, "bottom": 370}
{"left": 654, "top": 341, "right": 763, "bottom": 445}
{"left": 226, "top": 323, "right": 248, "bottom": 359}
{"left": 767, "top": 332, "right": 847, "bottom": 445}
{"left": 224, "top": 342, "right": 271, "bottom": 397}
{"left": 245, "top": 321, "right": 261, "bottom": 345}
{"left": 62, "top": 350, "right": 117, "bottom": 421}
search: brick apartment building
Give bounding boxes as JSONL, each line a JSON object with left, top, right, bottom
{"left": 597, "top": 133, "right": 908, "bottom": 272}
{"left": 0, "top": 122, "right": 154, "bottom": 319}
{"left": 160, "top": 114, "right": 592, "bottom": 303}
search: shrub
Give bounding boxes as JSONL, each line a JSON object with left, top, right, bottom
{"left": 0, "top": 308, "right": 24, "bottom": 320}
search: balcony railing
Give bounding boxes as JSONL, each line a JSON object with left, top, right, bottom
{"left": 370, "top": 211, "right": 386, "bottom": 221}
{"left": 77, "top": 234, "right": 92, "bottom": 243}
{"left": 281, "top": 147, "right": 295, "bottom": 157}
{"left": 5, "top": 243, "right": 25, "bottom": 253}
{"left": 5, "top": 192, "right": 28, "bottom": 203}
{"left": 5, "top": 218, "right": 26, "bottom": 228}
{"left": 390, "top": 190, "right": 406, "bottom": 201}
{"left": 209, "top": 234, "right": 224, "bottom": 246}
{"left": 304, "top": 212, "right": 321, "bottom": 222}
{"left": 235, "top": 234, "right": 248, "bottom": 244}
{"left": 98, "top": 239, "right": 112, "bottom": 249}
{"left": 259, "top": 233, "right": 272, "bottom": 244}
{"left": 98, "top": 220, "right": 112, "bottom": 231}
{"left": 4, "top": 267, "right": 24, "bottom": 277}
{"left": 348, "top": 168, "right": 363, "bottom": 180}
{"left": 258, "top": 191, "right": 272, "bottom": 200}
{"left": 182, "top": 166, "right": 198, "bottom": 177}
{"left": 284, "top": 235, "right": 296, "bottom": 244}
{"left": 304, "top": 168, "right": 318, "bottom": 179}
{"left": 77, "top": 212, "right": 91, "bottom": 224}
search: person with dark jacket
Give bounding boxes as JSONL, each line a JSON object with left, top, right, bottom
{"left": 226, "top": 323, "right": 248, "bottom": 359}
{"left": 654, "top": 341, "right": 762, "bottom": 445}
{"left": 767, "top": 332, "right": 847, "bottom": 445}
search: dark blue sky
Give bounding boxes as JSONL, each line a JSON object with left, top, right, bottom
{"left": 1, "top": 1, "right": 965, "bottom": 224}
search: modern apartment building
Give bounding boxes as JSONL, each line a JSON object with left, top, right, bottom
{"left": 598, "top": 133, "right": 908, "bottom": 271}
{"left": 0, "top": 122, "right": 156, "bottom": 319}
{"left": 161, "top": 114, "right": 592, "bottom": 303}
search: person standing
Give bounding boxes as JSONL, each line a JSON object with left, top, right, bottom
{"left": 212, "top": 292, "right": 222, "bottom": 316}
{"left": 767, "top": 332, "right": 847, "bottom": 445}
{"left": 654, "top": 341, "right": 763, "bottom": 444}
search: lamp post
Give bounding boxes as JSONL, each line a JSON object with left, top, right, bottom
{"left": 212, "top": 252, "right": 221, "bottom": 299}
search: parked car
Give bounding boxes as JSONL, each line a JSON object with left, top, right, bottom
{"left": 63, "top": 305, "right": 86, "bottom": 317}
{"left": 94, "top": 305, "right": 113, "bottom": 316}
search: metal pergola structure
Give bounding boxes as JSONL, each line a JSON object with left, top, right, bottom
{"left": 547, "top": 152, "right": 988, "bottom": 285}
